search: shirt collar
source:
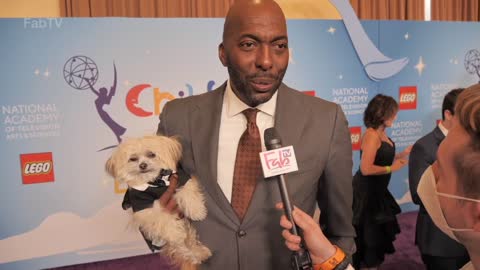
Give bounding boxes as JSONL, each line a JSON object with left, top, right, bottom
{"left": 438, "top": 121, "right": 448, "bottom": 136}
{"left": 225, "top": 80, "right": 277, "bottom": 117}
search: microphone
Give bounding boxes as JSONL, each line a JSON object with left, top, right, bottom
{"left": 263, "top": 128, "right": 312, "bottom": 270}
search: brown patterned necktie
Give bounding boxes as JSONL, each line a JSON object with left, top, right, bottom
{"left": 231, "top": 108, "right": 262, "bottom": 221}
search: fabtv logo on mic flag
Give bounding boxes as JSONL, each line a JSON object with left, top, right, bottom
{"left": 399, "top": 86, "right": 417, "bottom": 110}
{"left": 260, "top": 146, "right": 298, "bottom": 178}
{"left": 20, "top": 152, "right": 55, "bottom": 184}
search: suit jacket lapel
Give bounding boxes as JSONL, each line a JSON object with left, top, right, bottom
{"left": 274, "top": 84, "right": 309, "bottom": 147}
{"left": 242, "top": 84, "right": 309, "bottom": 225}
{"left": 190, "top": 83, "right": 240, "bottom": 225}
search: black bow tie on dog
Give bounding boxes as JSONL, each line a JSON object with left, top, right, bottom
{"left": 122, "top": 169, "right": 175, "bottom": 212}
{"left": 148, "top": 169, "right": 175, "bottom": 187}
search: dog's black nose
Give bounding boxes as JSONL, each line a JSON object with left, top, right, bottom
{"left": 139, "top": 162, "right": 147, "bottom": 170}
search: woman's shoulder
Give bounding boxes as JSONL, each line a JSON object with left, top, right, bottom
{"left": 363, "top": 128, "right": 380, "bottom": 140}
{"left": 361, "top": 128, "right": 381, "bottom": 147}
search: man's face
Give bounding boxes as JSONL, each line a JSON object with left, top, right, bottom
{"left": 219, "top": 6, "right": 289, "bottom": 107}
{"left": 433, "top": 116, "right": 474, "bottom": 235}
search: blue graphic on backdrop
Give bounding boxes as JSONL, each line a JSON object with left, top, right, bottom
{"left": 180, "top": 84, "right": 194, "bottom": 97}
{"left": 178, "top": 80, "right": 216, "bottom": 97}
{"left": 64, "top": 56, "right": 126, "bottom": 150}
{"left": 329, "top": 0, "right": 409, "bottom": 81}
{"left": 465, "top": 49, "right": 480, "bottom": 82}
{"left": 207, "top": 80, "right": 216, "bottom": 91}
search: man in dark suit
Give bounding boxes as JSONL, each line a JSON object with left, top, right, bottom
{"left": 409, "top": 88, "right": 469, "bottom": 270}
{"left": 156, "top": 0, "right": 355, "bottom": 269}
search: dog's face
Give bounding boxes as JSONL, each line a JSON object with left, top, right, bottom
{"left": 105, "top": 135, "right": 182, "bottom": 186}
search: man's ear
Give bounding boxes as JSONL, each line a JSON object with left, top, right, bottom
{"left": 444, "top": 109, "right": 453, "bottom": 121}
{"left": 219, "top": 43, "right": 227, "bottom": 67}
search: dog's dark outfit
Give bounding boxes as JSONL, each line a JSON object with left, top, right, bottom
{"left": 122, "top": 168, "right": 190, "bottom": 251}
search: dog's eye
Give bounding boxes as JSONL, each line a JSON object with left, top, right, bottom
{"left": 147, "top": 152, "right": 156, "bottom": 158}
{"left": 129, "top": 157, "right": 138, "bottom": 162}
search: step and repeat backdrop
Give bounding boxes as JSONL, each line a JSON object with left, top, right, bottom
{"left": 0, "top": 17, "right": 479, "bottom": 269}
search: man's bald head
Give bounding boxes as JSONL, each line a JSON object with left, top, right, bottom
{"left": 223, "top": 0, "right": 287, "bottom": 42}
{"left": 218, "top": 0, "right": 289, "bottom": 107}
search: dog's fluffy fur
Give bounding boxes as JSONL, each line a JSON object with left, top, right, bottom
{"left": 106, "top": 135, "right": 211, "bottom": 266}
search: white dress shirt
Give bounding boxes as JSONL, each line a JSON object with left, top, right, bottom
{"left": 217, "top": 80, "right": 277, "bottom": 202}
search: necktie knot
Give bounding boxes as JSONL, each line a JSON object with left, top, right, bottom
{"left": 242, "top": 108, "right": 258, "bottom": 125}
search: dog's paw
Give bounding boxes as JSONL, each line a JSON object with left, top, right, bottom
{"left": 175, "top": 177, "right": 207, "bottom": 221}
{"left": 181, "top": 244, "right": 211, "bottom": 265}
{"left": 192, "top": 244, "right": 212, "bottom": 263}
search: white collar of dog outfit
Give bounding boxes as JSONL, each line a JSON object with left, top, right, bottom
{"left": 130, "top": 183, "right": 151, "bottom": 191}
{"left": 130, "top": 169, "right": 176, "bottom": 191}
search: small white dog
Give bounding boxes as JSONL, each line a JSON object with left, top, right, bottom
{"left": 105, "top": 135, "right": 211, "bottom": 267}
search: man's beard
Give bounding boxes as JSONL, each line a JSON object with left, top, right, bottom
{"left": 227, "top": 66, "right": 285, "bottom": 107}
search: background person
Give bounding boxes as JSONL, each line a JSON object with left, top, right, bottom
{"left": 352, "top": 94, "right": 410, "bottom": 270}
{"left": 409, "top": 88, "right": 470, "bottom": 270}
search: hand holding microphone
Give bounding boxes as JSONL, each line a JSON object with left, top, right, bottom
{"left": 261, "top": 128, "right": 313, "bottom": 270}
{"left": 277, "top": 203, "right": 337, "bottom": 265}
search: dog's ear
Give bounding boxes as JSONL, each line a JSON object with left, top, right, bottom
{"left": 105, "top": 157, "right": 115, "bottom": 177}
{"left": 168, "top": 136, "right": 183, "bottom": 162}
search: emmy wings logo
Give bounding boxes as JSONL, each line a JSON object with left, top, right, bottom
{"left": 465, "top": 49, "right": 480, "bottom": 83}
{"left": 64, "top": 56, "right": 125, "bottom": 150}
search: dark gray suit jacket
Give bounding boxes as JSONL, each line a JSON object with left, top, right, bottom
{"left": 157, "top": 83, "right": 355, "bottom": 270}
{"left": 409, "top": 126, "right": 468, "bottom": 257}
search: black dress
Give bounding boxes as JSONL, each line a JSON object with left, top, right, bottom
{"left": 352, "top": 139, "right": 401, "bottom": 268}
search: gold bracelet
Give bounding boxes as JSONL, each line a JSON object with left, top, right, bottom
{"left": 313, "top": 245, "right": 346, "bottom": 270}
{"left": 385, "top": 166, "right": 391, "bottom": 173}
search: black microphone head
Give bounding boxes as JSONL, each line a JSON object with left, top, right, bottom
{"left": 264, "top": 127, "right": 282, "bottom": 150}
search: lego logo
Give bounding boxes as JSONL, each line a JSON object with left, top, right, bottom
{"left": 20, "top": 152, "right": 55, "bottom": 184}
{"left": 400, "top": 93, "right": 416, "bottom": 103}
{"left": 349, "top": 126, "right": 362, "bottom": 151}
{"left": 351, "top": 133, "right": 360, "bottom": 144}
{"left": 24, "top": 161, "right": 52, "bottom": 175}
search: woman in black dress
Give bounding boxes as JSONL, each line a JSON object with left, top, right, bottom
{"left": 352, "top": 94, "right": 411, "bottom": 270}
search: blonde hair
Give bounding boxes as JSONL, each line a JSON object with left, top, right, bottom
{"left": 454, "top": 84, "right": 480, "bottom": 198}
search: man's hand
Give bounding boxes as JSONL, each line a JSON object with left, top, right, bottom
{"left": 158, "top": 173, "right": 181, "bottom": 215}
